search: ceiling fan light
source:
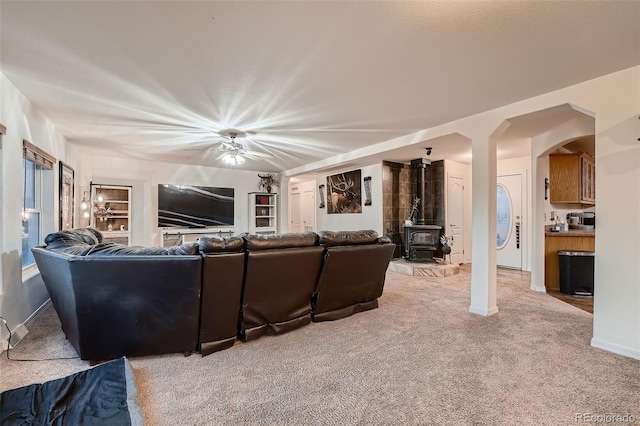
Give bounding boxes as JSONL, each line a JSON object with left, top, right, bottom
{"left": 222, "top": 152, "right": 244, "bottom": 165}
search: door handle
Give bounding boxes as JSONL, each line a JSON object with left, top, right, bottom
{"left": 515, "top": 221, "right": 520, "bottom": 249}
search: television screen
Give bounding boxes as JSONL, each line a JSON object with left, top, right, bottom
{"left": 158, "top": 185, "right": 234, "bottom": 228}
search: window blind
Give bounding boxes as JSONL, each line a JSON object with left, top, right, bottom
{"left": 23, "top": 139, "right": 56, "bottom": 169}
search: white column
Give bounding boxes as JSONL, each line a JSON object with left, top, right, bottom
{"left": 469, "top": 134, "right": 498, "bottom": 316}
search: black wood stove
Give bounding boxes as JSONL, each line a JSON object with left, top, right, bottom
{"left": 404, "top": 225, "right": 442, "bottom": 262}
{"left": 403, "top": 157, "right": 443, "bottom": 262}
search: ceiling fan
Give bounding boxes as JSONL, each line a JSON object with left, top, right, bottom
{"left": 215, "top": 129, "right": 272, "bottom": 165}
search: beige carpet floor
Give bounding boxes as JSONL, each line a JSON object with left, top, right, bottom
{"left": 2, "top": 266, "right": 638, "bottom": 425}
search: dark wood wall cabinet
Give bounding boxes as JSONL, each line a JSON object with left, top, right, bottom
{"left": 549, "top": 152, "right": 595, "bottom": 205}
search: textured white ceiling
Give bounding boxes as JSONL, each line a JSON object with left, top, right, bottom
{"left": 1, "top": 1, "right": 638, "bottom": 172}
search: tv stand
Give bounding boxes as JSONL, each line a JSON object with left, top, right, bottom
{"left": 161, "top": 227, "right": 234, "bottom": 247}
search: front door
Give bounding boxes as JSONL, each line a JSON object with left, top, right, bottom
{"left": 446, "top": 174, "right": 464, "bottom": 264}
{"left": 497, "top": 173, "right": 523, "bottom": 269}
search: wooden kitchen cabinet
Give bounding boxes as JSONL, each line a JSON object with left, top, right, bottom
{"left": 544, "top": 231, "right": 595, "bottom": 291}
{"left": 549, "top": 152, "right": 595, "bottom": 205}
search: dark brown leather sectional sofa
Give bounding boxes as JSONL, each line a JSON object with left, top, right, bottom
{"left": 32, "top": 227, "right": 394, "bottom": 362}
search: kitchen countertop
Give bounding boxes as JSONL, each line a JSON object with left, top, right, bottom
{"left": 545, "top": 229, "right": 595, "bottom": 237}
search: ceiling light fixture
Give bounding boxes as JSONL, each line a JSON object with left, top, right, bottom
{"left": 222, "top": 151, "right": 245, "bottom": 165}
{"left": 92, "top": 186, "right": 112, "bottom": 222}
{"left": 219, "top": 130, "right": 249, "bottom": 166}
{"left": 80, "top": 191, "right": 91, "bottom": 219}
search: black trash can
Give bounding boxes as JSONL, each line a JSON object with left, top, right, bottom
{"left": 558, "top": 250, "right": 594, "bottom": 296}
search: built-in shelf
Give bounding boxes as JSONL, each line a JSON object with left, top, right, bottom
{"left": 249, "top": 192, "right": 277, "bottom": 234}
{"left": 90, "top": 184, "right": 132, "bottom": 245}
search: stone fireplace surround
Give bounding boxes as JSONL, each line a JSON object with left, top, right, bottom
{"left": 382, "top": 160, "right": 445, "bottom": 260}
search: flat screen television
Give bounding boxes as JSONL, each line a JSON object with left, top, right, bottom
{"left": 158, "top": 184, "right": 234, "bottom": 228}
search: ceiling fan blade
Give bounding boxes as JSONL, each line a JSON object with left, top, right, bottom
{"left": 219, "top": 141, "right": 235, "bottom": 150}
{"left": 244, "top": 150, "right": 273, "bottom": 159}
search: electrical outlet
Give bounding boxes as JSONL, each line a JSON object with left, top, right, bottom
{"left": 0, "top": 320, "right": 27, "bottom": 351}
{"left": 544, "top": 213, "right": 547, "bottom": 221}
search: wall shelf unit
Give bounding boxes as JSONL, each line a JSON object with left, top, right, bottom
{"left": 249, "top": 192, "right": 278, "bottom": 234}
{"left": 90, "top": 184, "right": 131, "bottom": 245}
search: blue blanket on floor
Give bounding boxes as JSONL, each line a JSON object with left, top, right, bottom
{"left": 0, "top": 357, "right": 143, "bottom": 425}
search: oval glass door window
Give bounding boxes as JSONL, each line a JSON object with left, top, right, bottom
{"left": 496, "top": 184, "right": 512, "bottom": 249}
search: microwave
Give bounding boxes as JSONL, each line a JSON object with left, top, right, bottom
{"left": 567, "top": 212, "right": 595, "bottom": 229}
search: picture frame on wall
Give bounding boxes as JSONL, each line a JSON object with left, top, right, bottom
{"left": 59, "top": 161, "right": 74, "bottom": 230}
{"left": 326, "top": 169, "right": 362, "bottom": 214}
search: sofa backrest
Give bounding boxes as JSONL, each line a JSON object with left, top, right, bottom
{"left": 199, "top": 234, "right": 245, "bottom": 254}
{"left": 43, "top": 227, "right": 199, "bottom": 256}
{"left": 44, "top": 227, "right": 103, "bottom": 246}
{"left": 81, "top": 241, "right": 199, "bottom": 256}
{"left": 243, "top": 231, "right": 319, "bottom": 250}
{"left": 317, "top": 230, "right": 379, "bottom": 246}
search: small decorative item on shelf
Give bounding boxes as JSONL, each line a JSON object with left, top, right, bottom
{"left": 406, "top": 197, "right": 420, "bottom": 225}
{"left": 258, "top": 173, "right": 279, "bottom": 193}
{"left": 93, "top": 199, "right": 113, "bottom": 222}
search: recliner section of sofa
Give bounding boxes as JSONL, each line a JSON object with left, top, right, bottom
{"left": 199, "top": 234, "right": 245, "bottom": 356}
{"left": 240, "top": 232, "right": 324, "bottom": 341}
{"left": 33, "top": 227, "right": 395, "bottom": 361}
{"left": 312, "top": 230, "right": 395, "bottom": 321}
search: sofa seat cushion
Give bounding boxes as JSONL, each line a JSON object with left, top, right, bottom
{"left": 244, "top": 231, "right": 318, "bottom": 250}
{"left": 317, "top": 230, "right": 379, "bottom": 247}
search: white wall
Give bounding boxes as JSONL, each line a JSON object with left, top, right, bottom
{"left": 590, "top": 74, "right": 640, "bottom": 360}
{"left": 0, "top": 73, "right": 70, "bottom": 344}
{"left": 315, "top": 163, "right": 384, "bottom": 235}
{"left": 73, "top": 148, "right": 278, "bottom": 246}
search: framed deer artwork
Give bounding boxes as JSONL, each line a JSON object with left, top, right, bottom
{"left": 326, "top": 169, "right": 362, "bottom": 214}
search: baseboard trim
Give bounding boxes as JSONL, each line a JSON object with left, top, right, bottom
{"left": 24, "top": 298, "right": 51, "bottom": 328}
{"left": 591, "top": 338, "right": 640, "bottom": 361}
{"left": 530, "top": 284, "right": 547, "bottom": 293}
{"left": 469, "top": 305, "right": 499, "bottom": 316}
{"left": 0, "top": 298, "right": 51, "bottom": 353}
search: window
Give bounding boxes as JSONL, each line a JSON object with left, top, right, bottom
{"left": 22, "top": 158, "right": 43, "bottom": 269}
{"left": 20, "top": 139, "right": 56, "bottom": 271}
